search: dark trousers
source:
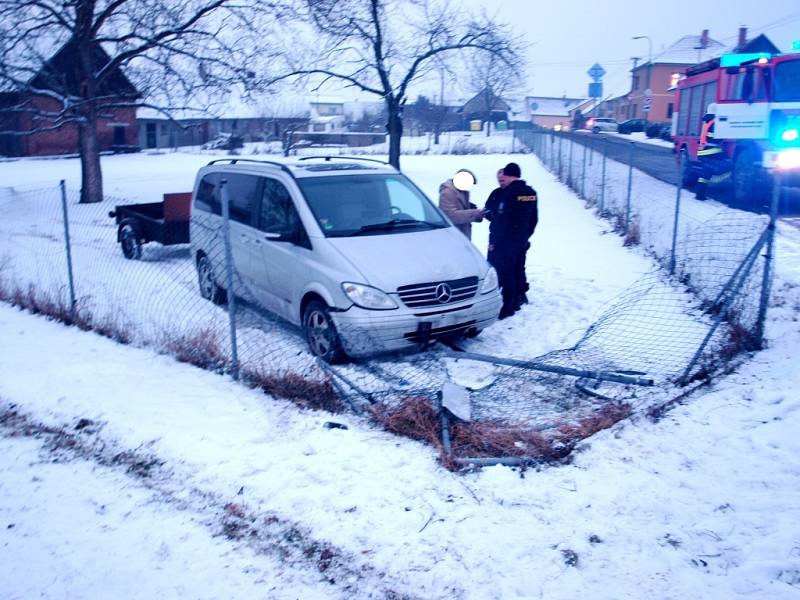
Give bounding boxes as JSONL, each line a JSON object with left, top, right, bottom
{"left": 516, "top": 241, "right": 531, "bottom": 298}
{"left": 489, "top": 242, "right": 525, "bottom": 311}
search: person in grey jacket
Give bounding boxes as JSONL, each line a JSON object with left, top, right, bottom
{"left": 438, "top": 169, "right": 484, "bottom": 239}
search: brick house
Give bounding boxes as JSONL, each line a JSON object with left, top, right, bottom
{"left": 0, "top": 42, "right": 139, "bottom": 157}
{"left": 623, "top": 28, "right": 780, "bottom": 125}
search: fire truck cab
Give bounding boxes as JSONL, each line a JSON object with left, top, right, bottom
{"left": 672, "top": 52, "right": 800, "bottom": 203}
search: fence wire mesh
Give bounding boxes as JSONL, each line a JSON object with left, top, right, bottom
{"left": 0, "top": 163, "right": 774, "bottom": 465}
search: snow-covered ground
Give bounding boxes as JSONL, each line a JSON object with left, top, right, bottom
{"left": 2, "top": 137, "right": 800, "bottom": 598}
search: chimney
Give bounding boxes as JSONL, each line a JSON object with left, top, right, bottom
{"left": 700, "top": 29, "right": 709, "bottom": 49}
{"left": 738, "top": 26, "right": 747, "bottom": 48}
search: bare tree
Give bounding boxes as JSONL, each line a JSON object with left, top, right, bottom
{"left": 275, "top": 0, "right": 521, "bottom": 169}
{"left": 0, "top": 0, "right": 280, "bottom": 203}
{"left": 466, "top": 49, "right": 522, "bottom": 137}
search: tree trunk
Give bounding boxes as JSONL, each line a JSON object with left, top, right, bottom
{"left": 486, "top": 110, "right": 491, "bottom": 137}
{"left": 386, "top": 102, "right": 403, "bottom": 169}
{"left": 78, "top": 116, "right": 104, "bottom": 204}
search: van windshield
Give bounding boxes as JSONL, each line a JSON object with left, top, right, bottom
{"left": 297, "top": 174, "right": 447, "bottom": 237}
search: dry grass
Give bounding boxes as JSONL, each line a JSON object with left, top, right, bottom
{"left": 0, "top": 278, "right": 132, "bottom": 344}
{"left": 163, "top": 328, "right": 230, "bottom": 373}
{"left": 243, "top": 367, "right": 344, "bottom": 413}
{"left": 369, "top": 396, "right": 632, "bottom": 471}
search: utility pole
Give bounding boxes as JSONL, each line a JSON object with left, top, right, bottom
{"left": 633, "top": 35, "right": 653, "bottom": 125}
{"left": 630, "top": 57, "right": 640, "bottom": 119}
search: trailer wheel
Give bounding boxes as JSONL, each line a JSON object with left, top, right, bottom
{"left": 196, "top": 254, "right": 226, "bottom": 305}
{"left": 119, "top": 222, "right": 142, "bottom": 260}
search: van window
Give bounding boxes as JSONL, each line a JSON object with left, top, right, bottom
{"left": 258, "top": 178, "right": 301, "bottom": 234}
{"left": 298, "top": 174, "right": 446, "bottom": 237}
{"left": 224, "top": 173, "right": 259, "bottom": 225}
{"left": 195, "top": 173, "right": 221, "bottom": 214}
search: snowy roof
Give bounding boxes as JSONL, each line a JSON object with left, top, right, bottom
{"left": 526, "top": 96, "right": 586, "bottom": 117}
{"left": 342, "top": 100, "right": 385, "bottom": 120}
{"left": 137, "top": 90, "right": 310, "bottom": 121}
{"left": 504, "top": 97, "right": 529, "bottom": 120}
{"left": 651, "top": 34, "right": 727, "bottom": 66}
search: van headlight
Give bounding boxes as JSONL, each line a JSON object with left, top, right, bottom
{"left": 341, "top": 282, "right": 398, "bottom": 310}
{"left": 480, "top": 267, "right": 498, "bottom": 294}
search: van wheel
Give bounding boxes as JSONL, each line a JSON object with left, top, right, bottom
{"left": 303, "top": 300, "right": 344, "bottom": 363}
{"left": 197, "top": 254, "right": 226, "bottom": 305}
{"left": 119, "top": 222, "right": 142, "bottom": 260}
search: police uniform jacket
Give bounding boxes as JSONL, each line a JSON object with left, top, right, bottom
{"left": 488, "top": 179, "right": 538, "bottom": 248}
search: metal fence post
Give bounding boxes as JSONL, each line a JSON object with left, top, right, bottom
{"left": 670, "top": 152, "right": 684, "bottom": 274}
{"left": 59, "top": 180, "right": 77, "bottom": 314}
{"left": 220, "top": 180, "right": 240, "bottom": 380}
{"left": 581, "top": 143, "right": 587, "bottom": 198}
{"left": 755, "top": 171, "right": 782, "bottom": 347}
{"left": 625, "top": 141, "right": 634, "bottom": 233}
{"left": 568, "top": 136, "right": 574, "bottom": 187}
{"left": 599, "top": 140, "right": 607, "bottom": 212}
{"left": 558, "top": 134, "right": 563, "bottom": 179}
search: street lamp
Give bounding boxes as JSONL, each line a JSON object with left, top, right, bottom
{"left": 633, "top": 35, "right": 653, "bottom": 125}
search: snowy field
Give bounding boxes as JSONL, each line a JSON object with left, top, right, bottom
{"left": 2, "top": 136, "right": 800, "bottom": 598}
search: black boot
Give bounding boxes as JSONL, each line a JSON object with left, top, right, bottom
{"left": 498, "top": 304, "right": 516, "bottom": 320}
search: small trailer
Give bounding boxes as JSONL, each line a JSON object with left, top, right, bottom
{"left": 108, "top": 192, "right": 192, "bottom": 259}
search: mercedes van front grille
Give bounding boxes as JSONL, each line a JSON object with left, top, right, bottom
{"left": 397, "top": 276, "right": 479, "bottom": 308}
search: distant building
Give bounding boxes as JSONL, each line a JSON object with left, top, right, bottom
{"left": 136, "top": 94, "right": 310, "bottom": 150}
{"left": 525, "top": 96, "right": 586, "bottom": 130}
{"left": 461, "top": 89, "right": 511, "bottom": 129}
{"left": 0, "top": 42, "right": 139, "bottom": 157}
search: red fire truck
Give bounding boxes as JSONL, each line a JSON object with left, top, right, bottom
{"left": 672, "top": 52, "right": 800, "bottom": 202}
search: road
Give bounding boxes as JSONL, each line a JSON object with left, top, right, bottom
{"left": 547, "top": 131, "right": 800, "bottom": 217}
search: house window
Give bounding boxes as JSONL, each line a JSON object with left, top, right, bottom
{"left": 666, "top": 103, "right": 674, "bottom": 119}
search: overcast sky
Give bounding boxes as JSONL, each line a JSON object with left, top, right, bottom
{"left": 466, "top": 0, "right": 800, "bottom": 100}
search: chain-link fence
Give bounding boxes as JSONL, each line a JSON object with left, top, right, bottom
{"left": 0, "top": 155, "right": 779, "bottom": 467}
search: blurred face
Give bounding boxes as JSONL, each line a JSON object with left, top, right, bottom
{"left": 453, "top": 170, "right": 476, "bottom": 192}
{"left": 496, "top": 169, "right": 509, "bottom": 188}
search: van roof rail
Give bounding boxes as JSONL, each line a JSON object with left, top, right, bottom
{"left": 205, "top": 158, "right": 296, "bottom": 179}
{"left": 297, "top": 155, "right": 391, "bottom": 167}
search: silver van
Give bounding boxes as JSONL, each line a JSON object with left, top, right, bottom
{"left": 190, "top": 157, "right": 502, "bottom": 362}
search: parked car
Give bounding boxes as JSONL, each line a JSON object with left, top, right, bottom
{"left": 587, "top": 117, "right": 618, "bottom": 133}
{"left": 645, "top": 122, "right": 671, "bottom": 140}
{"left": 617, "top": 119, "right": 647, "bottom": 134}
{"left": 190, "top": 157, "right": 502, "bottom": 362}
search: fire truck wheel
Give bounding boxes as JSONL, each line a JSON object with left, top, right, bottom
{"left": 680, "top": 149, "right": 697, "bottom": 187}
{"left": 732, "top": 149, "right": 767, "bottom": 205}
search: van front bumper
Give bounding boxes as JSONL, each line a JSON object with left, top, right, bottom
{"left": 331, "top": 289, "right": 502, "bottom": 357}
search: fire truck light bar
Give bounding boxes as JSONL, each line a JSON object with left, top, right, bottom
{"left": 720, "top": 53, "right": 771, "bottom": 68}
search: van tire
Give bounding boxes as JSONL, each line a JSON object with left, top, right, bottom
{"left": 197, "top": 254, "right": 226, "bottom": 305}
{"left": 303, "top": 300, "right": 345, "bottom": 363}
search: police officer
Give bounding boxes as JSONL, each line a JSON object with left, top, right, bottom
{"left": 695, "top": 103, "right": 731, "bottom": 200}
{"left": 486, "top": 162, "right": 538, "bottom": 319}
